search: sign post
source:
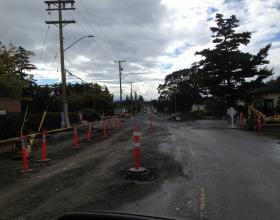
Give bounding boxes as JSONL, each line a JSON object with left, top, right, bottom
{"left": 227, "top": 107, "right": 237, "bottom": 128}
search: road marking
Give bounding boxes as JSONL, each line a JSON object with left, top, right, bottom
{"left": 199, "top": 187, "right": 209, "bottom": 219}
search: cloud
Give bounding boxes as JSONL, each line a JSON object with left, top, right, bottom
{"left": 0, "top": 0, "right": 280, "bottom": 100}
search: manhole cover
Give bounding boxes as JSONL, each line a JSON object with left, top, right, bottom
{"left": 120, "top": 167, "right": 157, "bottom": 181}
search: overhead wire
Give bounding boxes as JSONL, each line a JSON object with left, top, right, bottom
{"left": 66, "top": 69, "right": 88, "bottom": 83}
{"left": 65, "top": 8, "right": 118, "bottom": 66}
{"left": 44, "top": 2, "right": 127, "bottom": 96}
{"left": 24, "top": 13, "right": 52, "bottom": 125}
{"left": 78, "top": 0, "right": 121, "bottom": 59}
{"left": 37, "top": 25, "right": 50, "bottom": 66}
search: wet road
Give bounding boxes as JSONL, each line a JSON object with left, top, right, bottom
{"left": 2, "top": 116, "right": 280, "bottom": 220}
{"left": 118, "top": 118, "right": 280, "bottom": 220}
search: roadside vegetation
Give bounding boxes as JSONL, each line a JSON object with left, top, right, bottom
{"left": 0, "top": 42, "right": 115, "bottom": 140}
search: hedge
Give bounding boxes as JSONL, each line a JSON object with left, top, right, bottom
{"left": 0, "top": 110, "right": 101, "bottom": 141}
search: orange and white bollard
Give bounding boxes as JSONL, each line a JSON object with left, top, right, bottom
{"left": 133, "top": 126, "right": 141, "bottom": 169}
{"left": 125, "top": 125, "right": 149, "bottom": 179}
{"left": 73, "top": 124, "right": 80, "bottom": 150}
{"left": 258, "top": 112, "right": 262, "bottom": 133}
{"left": 18, "top": 133, "right": 33, "bottom": 173}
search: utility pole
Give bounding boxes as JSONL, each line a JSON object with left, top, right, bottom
{"left": 130, "top": 82, "right": 133, "bottom": 114}
{"left": 44, "top": 0, "right": 76, "bottom": 128}
{"left": 134, "top": 91, "right": 138, "bottom": 116}
{"left": 114, "top": 60, "right": 126, "bottom": 111}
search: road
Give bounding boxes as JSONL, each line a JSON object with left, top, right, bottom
{"left": 1, "top": 115, "right": 280, "bottom": 220}
{"left": 117, "top": 117, "right": 280, "bottom": 220}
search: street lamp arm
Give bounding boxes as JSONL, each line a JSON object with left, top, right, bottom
{"left": 64, "top": 35, "right": 94, "bottom": 52}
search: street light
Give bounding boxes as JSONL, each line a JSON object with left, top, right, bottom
{"left": 61, "top": 34, "right": 94, "bottom": 128}
{"left": 64, "top": 35, "right": 94, "bottom": 52}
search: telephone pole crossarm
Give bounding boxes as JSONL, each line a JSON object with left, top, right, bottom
{"left": 44, "top": 0, "right": 75, "bottom": 10}
{"left": 45, "top": 20, "right": 76, "bottom": 25}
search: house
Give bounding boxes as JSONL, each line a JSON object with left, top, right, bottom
{"left": 0, "top": 94, "right": 21, "bottom": 115}
{"left": 246, "top": 85, "right": 280, "bottom": 108}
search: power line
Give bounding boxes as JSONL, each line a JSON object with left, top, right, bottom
{"left": 78, "top": 0, "right": 120, "bottom": 59}
{"left": 67, "top": 7, "right": 118, "bottom": 61}
{"left": 66, "top": 69, "right": 87, "bottom": 83}
{"left": 37, "top": 25, "right": 50, "bottom": 66}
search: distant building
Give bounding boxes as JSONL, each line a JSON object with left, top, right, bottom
{"left": 246, "top": 86, "right": 280, "bottom": 108}
{"left": 0, "top": 94, "right": 21, "bottom": 115}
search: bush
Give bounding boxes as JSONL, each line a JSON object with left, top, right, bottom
{"left": 0, "top": 113, "right": 23, "bottom": 140}
{"left": 78, "top": 108, "right": 101, "bottom": 121}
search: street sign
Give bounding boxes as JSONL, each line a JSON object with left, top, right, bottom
{"left": 227, "top": 107, "right": 237, "bottom": 128}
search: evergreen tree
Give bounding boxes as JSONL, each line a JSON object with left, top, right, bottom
{"left": 195, "top": 13, "right": 273, "bottom": 103}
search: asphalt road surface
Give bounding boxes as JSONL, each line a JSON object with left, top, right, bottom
{"left": 1, "top": 114, "right": 280, "bottom": 220}
{"left": 117, "top": 117, "right": 280, "bottom": 220}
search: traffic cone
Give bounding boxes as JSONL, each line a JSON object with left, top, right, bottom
{"left": 73, "top": 124, "right": 80, "bottom": 150}
{"left": 18, "top": 133, "right": 33, "bottom": 173}
{"left": 37, "top": 130, "right": 50, "bottom": 162}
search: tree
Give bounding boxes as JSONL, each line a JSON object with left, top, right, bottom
{"left": 195, "top": 14, "right": 273, "bottom": 104}
{"left": 0, "top": 42, "right": 35, "bottom": 99}
{"left": 158, "top": 68, "right": 201, "bottom": 113}
{"left": 0, "top": 74, "right": 26, "bottom": 98}
{"left": 0, "top": 42, "right": 35, "bottom": 82}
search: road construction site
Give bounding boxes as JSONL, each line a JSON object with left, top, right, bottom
{"left": 1, "top": 114, "right": 280, "bottom": 220}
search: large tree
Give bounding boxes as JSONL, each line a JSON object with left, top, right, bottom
{"left": 195, "top": 13, "right": 273, "bottom": 104}
{"left": 0, "top": 42, "right": 35, "bottom": 98}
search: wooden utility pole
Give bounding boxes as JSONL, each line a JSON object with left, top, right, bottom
{"left": 130, "top": 82, "right": 133, "bottom": 114}
{"left": 114, "top": 60, "right": 126, "bottom": 107}
{"left": 44, "top": 0, "right": 76, "bottom": 128}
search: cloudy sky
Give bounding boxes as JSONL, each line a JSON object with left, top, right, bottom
{"left": 1, "top": 0, "right": 280, "bottom": 100}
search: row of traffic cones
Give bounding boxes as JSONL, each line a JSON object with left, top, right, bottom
{"left": 17, "top": 115, "right": 122, "bottom": 173}
{"left": 18, "top": 130, "right": 49, "bottom": 173}
{"left": 74, "top": 115, "right": 121, "bottom": 148}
